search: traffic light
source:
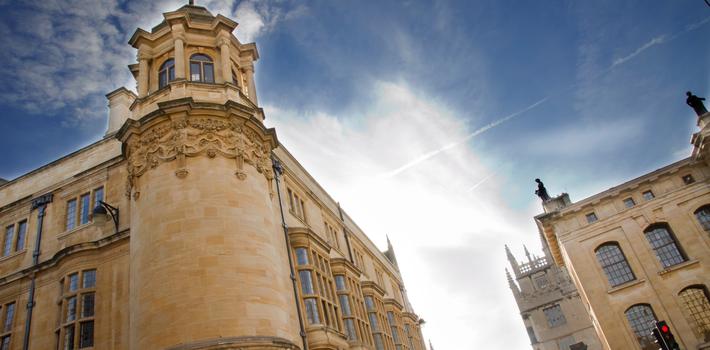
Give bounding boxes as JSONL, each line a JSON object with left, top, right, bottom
{"left": 651, "top": 320, "right": 680, "bottom": 350}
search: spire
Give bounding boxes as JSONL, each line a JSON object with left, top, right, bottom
{"left": 384, "top": 235, "right": 400, "bottom": 269}
{"left": 505, "top": 244, "right": 519, "bottom": 270}
{"left": 506, "top": 268, "right": 520, "bottom": 294}
{"left": 429, "top": 339, "right": 435, "bottom": 350}
{"left": 524, "top": 244, "right": 533, "bottom": 263}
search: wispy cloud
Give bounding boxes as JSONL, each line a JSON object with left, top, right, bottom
{"left": 380, "top": 97, "right": 548, "bottom": 178}
{"left": 611, "top": 35, "right": 667, "bottom": 67}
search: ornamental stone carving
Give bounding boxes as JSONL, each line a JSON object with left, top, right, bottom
{"left": 117, "top": 99, "right": 278, "bottom": 199}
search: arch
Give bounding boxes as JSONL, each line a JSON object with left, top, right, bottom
{"left": 694, "top": 205, "right": 710, "bottom": 232}
{"left": 678, "top": 285, "right": 710, "bottom": 341}
{"left": 189, "top": 54, "right": 214, "bottom": 83}
{"left": 643, "top": 223, "right": 686, "bottom": 268}
{"left": 594, "top": 242, "right": 635, "bottom": 287}
{"left": 158, "top": 58, "right": 175, "bottom": 89}
{"left": 624, "top": 304, "right": 658, "bottom": 350}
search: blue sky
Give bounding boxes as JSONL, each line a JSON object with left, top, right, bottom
{"left": 0, "top": 0, "right": 708, "bottom": 348}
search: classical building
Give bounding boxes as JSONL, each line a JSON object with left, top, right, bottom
{"left": 0, "top": 3, "right": 427, "bottom": 350}
{"left": 535, "top": 111, "right": 710, "bottom": 349}
{"left": 505, "top": 242, "right": 601, "bottom": 350}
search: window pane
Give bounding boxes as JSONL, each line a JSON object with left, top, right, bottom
{"left": 335, "top": 275, "right": 346, "bottom": 291}
{"left": 295, "top": 248, "right": 309, "bottom": 265}
{"left": 344, "top": 318, "right": 357, "bottom": 341}
{"left": 679, "top": 287, "right": 710, "bottom": 341}
{"left": 79, "top": 321, "right": 94, "bottom": 348}
{"left": 66, "top": 296, "right": 77, "bottom": 322}
{"left": 80, "top": 193, "right": 90, "bottom": 225}
{"left": 190, "top": 54, "right": 212, "bottom": 62}
{"left": 696, "top": 207, "right": 710, "bottom": 232}
{"left": 299, "top": 270, "right": 314, "bottom": 295}
{"left": 68, "top": 273, "right": 79, "bottom": 292}
{"left": 368, "top": 313, "right": 379, "bottom": 331}
{"left": 190, "top": 62, "right": 201, "bottom": 81}
{"left": 203, "top": 63, "right": 214, "bottom": 83}
{"left": 624, "top": 198, "right": 636, "bottom": 208}
{"left": 3, "top": 226, "right": 13, "bottom": 256}
{"left": 596, "top": 244, "right": 635, "bottom": 287}
{"left": 304, "top": 298, "right": 320, "bottom": 324}
{"left": 15, "top": 220, "right": 27, "bottom": 251}
{"left": 64, "top": 324, "right": 75, "bottom": 350}
{"left": 339, "top": 294, "right": 352, "bottom": 316}
{"left": 0, "top": 336, "right": 9, "bottom": 350}
{"left": 81, "top": 293, "right": 95, "bottom": 318}
{"left": 93, "top": 187, "right": 103, "bottom": 208}
{"left": 82, "top": 270, "right": 96, "bottom": 289}
{"left": 645, "top": 226, "right": 685, "bottom": 268}
{"left": 3, "top": 303, "right": 14, "bottom": 332}
{"left": 643, "top": 190, "right": 654, "bottom": 200}
{"left": 66, "top": 199, "right": 77, "bottom": 230}
{"left": 364, "top": 296, "right": 375, "bottom": 311}
{"left": 374, "top": 334, "right": 385, "bottom": 350}
{"left": 159, "top": 71, "right": 167, "bottom": 88}
{"left": 625, "top": 304, "right": 657, "bottom": 350}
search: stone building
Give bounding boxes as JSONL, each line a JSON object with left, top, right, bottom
{"left": 505, "top": 241, "right": 601, "bottom": 350}
{"left": 535, "top": 111, "right": 710, "bottom": 349}
{"left": 0, "top": 4, "right": 427, "bottom": 350}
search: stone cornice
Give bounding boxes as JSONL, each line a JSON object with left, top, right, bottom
{"left": 288, "top": 227, "right": 331, "bottom": 253}
{"left": 361, "top": 281, "right": 386, "bottom": 296}
{"left": 117, "top": 98, "right": 277, "bottom": 200}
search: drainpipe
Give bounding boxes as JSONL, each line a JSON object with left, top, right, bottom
{"left": 337, "top": 203, "right": 354, "bottom": 264}
{"left": 24, "top": 193, "right": 53, "bottom": 350}
{"left": 272, "top": 157, "right": 308, "bottom": 350}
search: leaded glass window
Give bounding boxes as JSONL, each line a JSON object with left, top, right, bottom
{"left": 595, "top": 243, "right": 635, "bottom": 287}
{"left": 79, "top": 193, "right": 90, "bottom": 225}
{"left": 679, "top": 286, "right": 710, "bottom": 342}
{"left": 15, "top": 220, "right": 26, "bottom": 251}
{"left": 625, "top": 304, "right": 657, "bottom": 350}
{"left": 2, "top": 227, "right": 13, "bottom": 257}
{"left": 158, "top": 58, "right": 175, "bottom": 88}
{"left": 644, "top": 225, "right": 685, "bottom": 268}
{"left": 66, "top": 199, "right": 77, "bottom": 230}
{"left": 695, "top": 206, "right": 710, "bottom": 232}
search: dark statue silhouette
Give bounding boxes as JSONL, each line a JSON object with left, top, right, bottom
{"left": 687, "top": 91, "right": 708, "bottom": 116}
{"left": 535, "top": 178, "right": 551, "bottom": 201}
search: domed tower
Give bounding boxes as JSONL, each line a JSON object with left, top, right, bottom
{"left": 111, "top": 4, "right": 300, "bottom": 349}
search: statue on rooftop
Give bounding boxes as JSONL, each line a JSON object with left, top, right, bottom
{"left": 687, "top": 91, "right": 708, "bottom": 116}
{"left": 535, "top": 178, "right": 551, "bottom": 201}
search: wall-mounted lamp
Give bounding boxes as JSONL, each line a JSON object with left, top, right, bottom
{"left": 93, "top": 200, "right": 119, "bottom": 233}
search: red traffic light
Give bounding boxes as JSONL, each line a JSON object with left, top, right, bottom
{"left": 661, "top": 324, "right": 669, "bottom": 333}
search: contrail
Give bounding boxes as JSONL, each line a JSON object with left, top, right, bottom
{"left": 467, "top": 171, "right": 496, "bottom": 192}
{"left": 380, "top": 97, "right": 548, "bottom": 178}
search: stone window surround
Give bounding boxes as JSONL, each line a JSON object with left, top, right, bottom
{"left": 2, "top": 219, "right": 28, "bottom": 258}
{"left": 61, "top": 185, "right": 105, "bottom": 235}
{"left": 57, "top": 269, "right": 97, "bottom": 350}
{"left": 643, "top": 223, "right": 688, "bottom": 269}
{"left": 0, "top": 301, "right": 16, "bottom": 348}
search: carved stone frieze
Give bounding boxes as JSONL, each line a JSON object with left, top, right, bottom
{"left": 118, "top": 100, "right": 278, "bottom": 199}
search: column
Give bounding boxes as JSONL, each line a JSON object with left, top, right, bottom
{"left": 244, "top": 66, "right": 258, "bottom": 105}
{"left": 174, "top": 38, "right": 185, "bottom": 80}
{"left": 219, "top": 37, "right": 232, "bottom": 84}
{"left": 137, "top": 46, "right": 150, "bottom": 97}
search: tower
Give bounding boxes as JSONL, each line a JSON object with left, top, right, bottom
{"left": 113, "top": 4, "right": 299, "bottom": 349}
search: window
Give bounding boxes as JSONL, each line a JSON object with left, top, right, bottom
{"left": 2, "top": 220, "right": 27, "bottom": 257}
{"left": 534, "top": 275, "right": 548, "bottom": 290}
{"left": 595, "top": 243, "right": 635, "bottom": 287}
{"left": 58, "top": 269, "right": 96, "bottom": 349}
{"left": 158, "top": 58, "right": 175, "bottom": 88}
{"left": 695, "top": 205, "right": 710, "bottom": 232}
{"left": 679, "top": 285, "right": 710, "bottom": 341}
{"left": 324, "top": 221, "right": 340, "bottom": 250}
{"left": 623, "top": 197, "right": 636, "bottom": 208}
{"left": 644, "top": 224, "right": 686, "bottom": 268}
{"left": 293, "top": 246, "right": 340, "bottom": 331}
{"left": 65, "top": 187, "right": 104, "bottom": 232}
{"left": 558, "top": 335, "right": 576, "bottom": 350}
{"left": 682, "top": 174, "right": 695, "bottom": 185}
{"left": 585, "top": 212, "right": 598, "bottom": 223}
{"left": 189, "top": 54, "right": 214, "bottom": 83}
{"left": 287, "top": 188, "right": 307, "bottom": 222}
{"left": 364, "top": 294, "right": 393, "bottom": 350}
{"left": 543, "top": 304, "right": 566, "bottom": 327}
{"left": 333, "top": 271, "right": 371, "bottom": 345}
{"left": 387, "top": 311, "right": 404, "bottom": 350}
{"left": 405, "top": 323, "right": 417, "bottom": 349}
{"left": 642, "top": 190, "right": 655, "bottom": 201}
{"left": 0, "top": 302, "right": 15, "bottom": 348}
{"left": 625, "top": 304, "right": 658, "bottom": 350}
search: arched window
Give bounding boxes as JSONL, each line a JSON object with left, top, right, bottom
{"left": 625, "top": 304, "right": 658, "bottom": 350}
{"left": 644, "top": 224, "right": 685, "bottom": 268}
{"left": 189, "top": 54, "right": 214, "bottom": 83}
{"left": 695, "top": 205, "right": 710, "bottom": 232}
{"left": 158, "top": 59, "right": 175, "bottom": 89}
{"left": 595, "top": 243, "right": 635, "bottom": 287}
{"left": 679, "top": 285, "right": 710, "bottom": 341}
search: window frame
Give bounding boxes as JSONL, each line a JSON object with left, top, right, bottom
{"left": 643, "top": 223, "right": 687, "bottom": 269}
{"left": 595, "top": 242, "right": 636, "bottom": 288}
{"left": 694, "top": 205, "right": 710, "bottom": 232}
{"left": 189, "top": 54, "right": 214, "bottom": 83}
{"left": 623, "top": 197, "right": 636, "bottom": 208}
{"left": 678, "top": 285, "right": 710, "bottom": 341}
{"left": 158, "top": 58, "right": 176, "bottom": 89}
{"left": 585, "top": 212, "right": 598, "bottom": 223}
{"left": 642, "top": 190, "right": 655, "bottom": 201}
{"left": 2, "top": 219, "right": 28, "bottom": 257}
{"left": 293, "top": 245, "right": 340, "bottom": 331}
{"left": 624, "top": 304, "right": 658, "bottom": 350}
{"left": 0, "top": 301, "right": 16, "bottom": 348}
{"left": 57, "top": 269, "right": 96, "bottom": 349}
{"left": 64, "top": 187, "right": 105, "bottom": 233}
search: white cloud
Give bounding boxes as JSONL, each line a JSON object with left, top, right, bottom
{"left": 233, "top": 0, "right": 307, "bottom": 43}
{"left": 611, "top": 35, "right": 666, "bottom": 68}
{"left": 265, "top": 81, "right": 541, "bottom": 348}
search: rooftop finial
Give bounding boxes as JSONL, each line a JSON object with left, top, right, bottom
{"left": 189, "top": 0, "right": 194, "bottom": 5}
